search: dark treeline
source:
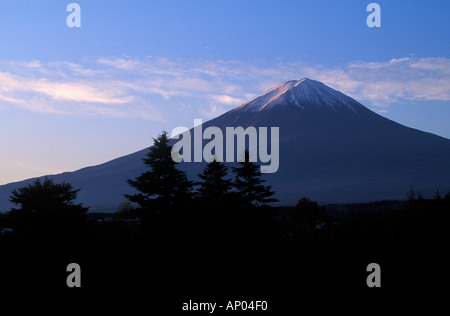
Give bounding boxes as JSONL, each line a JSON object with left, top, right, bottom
{"left": 0, "top": 132, "right": 449, "bottom": 308}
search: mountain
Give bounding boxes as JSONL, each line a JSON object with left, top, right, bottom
{"left": 1, "top": 78, "right": 450, "bottom": 212}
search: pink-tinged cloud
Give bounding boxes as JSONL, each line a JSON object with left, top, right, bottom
{"left": 0, "top": 56, "right": 449, "bottom": 119}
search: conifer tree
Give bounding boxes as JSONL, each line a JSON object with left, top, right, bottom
{"left": 197, "top": 160, "right": 233, "bottom": 205}
{"left": 126, "top": 131, "right": 193, "bottom": 213}
{"left": 232, "top": 151, "right": 278, "bottom": 207}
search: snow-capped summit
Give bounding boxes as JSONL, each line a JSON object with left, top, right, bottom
{"left": 236, "top": 78, "right": 360, "bottom": 113}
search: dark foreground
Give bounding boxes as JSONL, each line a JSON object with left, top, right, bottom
{"left": 0, "top": 197, "right": 448, "bottom": 312}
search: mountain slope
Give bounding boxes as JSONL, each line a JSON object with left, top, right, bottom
{"left": 1, "top": 78, "right": 449, "bottom": 212}
{"left": 203, "top": 78, "right": 450, "bottom": 203}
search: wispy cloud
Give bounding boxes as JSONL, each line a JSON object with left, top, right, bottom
{"left": 199, "top": 104, "right": 228, "bottom": 118}
{"left": 209, "top": 94, "right": 247, "bottom": 106}
{"left": 319, "top": 57, "right": 450, "bottom": 106}
{"left": 0, "top": 56, "right": 449, "bottom": 119}
{"left": 0, "top": 60, "right": 163, "bottom": 119}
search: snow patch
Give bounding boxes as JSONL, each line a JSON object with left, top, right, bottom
{"left": 236, "top": 78, "right": 359, "bottom": 113}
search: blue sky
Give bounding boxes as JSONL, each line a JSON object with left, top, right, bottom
{"left": 0, "top": 0, "right": 449, "bottom": 184}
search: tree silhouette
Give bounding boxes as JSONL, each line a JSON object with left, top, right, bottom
{"left": 1, "top": 178, "right": 88, "bottom": 288}
{"left": 126, "top": 131, "right": 193, "bottom": 214}
{"left": 8, "top": 177, "right": 88, "bottom": 237}
{"left": 197, "top": 160, "right": 233, "bottom": 205}
{"left": 9, "top": 177, "right": 87, "bottom": 216}
{"left": 232, "top": 151, "right": 278, "bottom": 207}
